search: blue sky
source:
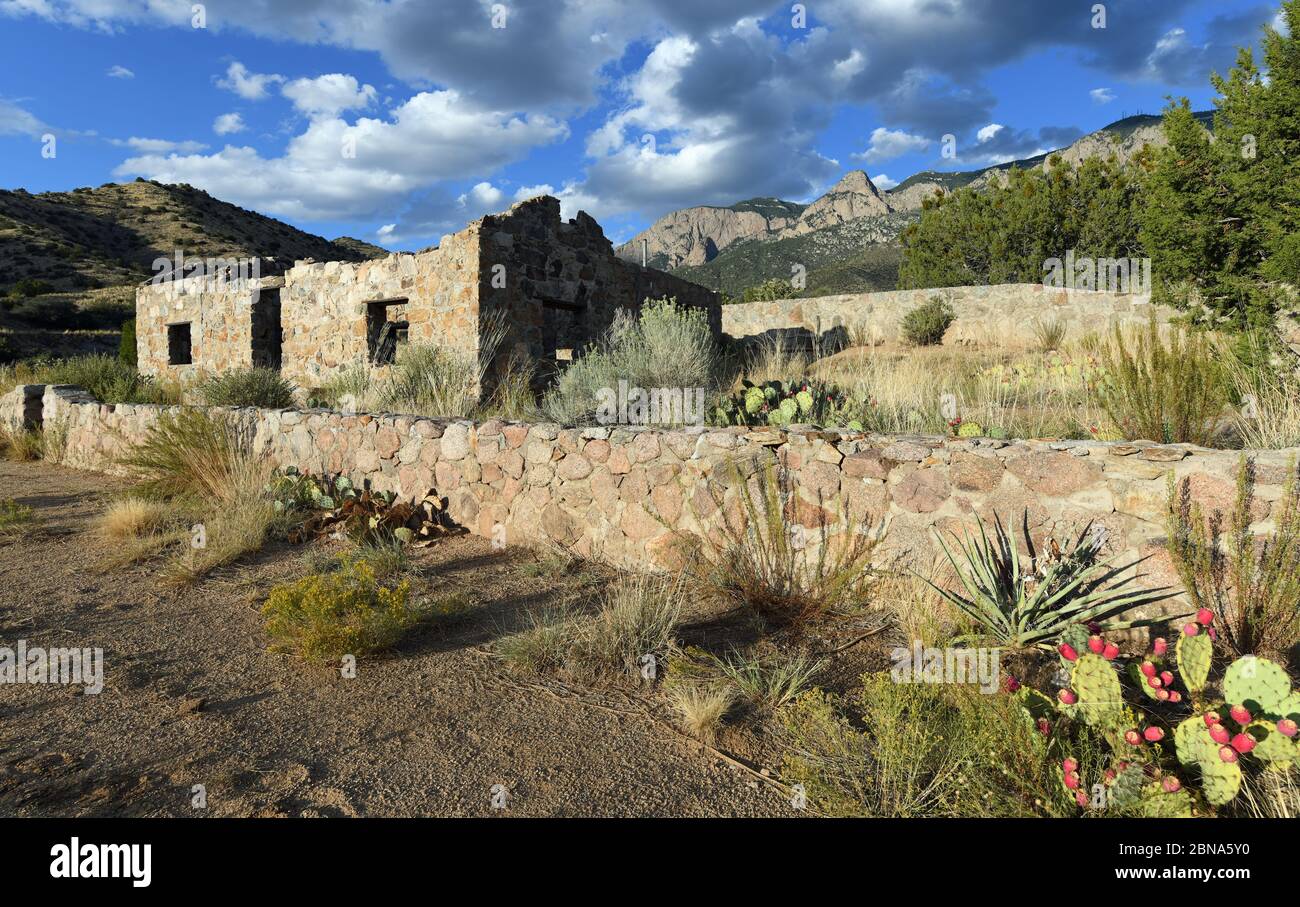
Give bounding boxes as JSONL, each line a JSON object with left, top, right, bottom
{"left": 0, "top": 0, "right": 1283, "bottom": 249}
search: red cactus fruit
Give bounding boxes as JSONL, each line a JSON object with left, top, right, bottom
{"left": 1058, "top": 643, "right": 1078, "bottom": 662}
{"left": 1219, "top": 746, "right": 1239, "bottom": 763}
{"left": 1059, "top": 689, "right": 1077, "bottom": 705}
{"left": 1147, "top": 675, "right": 1163, "bottom": 689}
{"left": 1062, "top": 758, "right": 1078, "bottom": 773}
{"left": 1230, "top": 704, "right": 1252, "bottom": 725}
{"left": 1182, "top": 623, "right": 1199, "bottom": 637}
{"left": 1102, "top": 642, "right": 1120, "bottom": 660}
{"left": 1143, "top": 726, "right": 1165, "bottom": 743}
{"left": 1037, "top": 718, "right": 1051, "bottom": 737}
{"left": 1209, "top": 724, "right": 1230, "bottom": 744}
{"left": 1088, "top": 635, "right": 1105, "bottom": 654}
{"left": 1153, "top": 637, "right": 1168, "bottom": 656}
{"left": 1104, "top": 768, "right": 1117, "bottom": 783}
{"left": 1124, "top": 730, "right": 1142, "bottom": 746}
{"left": 1064, "top": 771, "right": 1081, "bottom": 790}
{"left": 1203, "top": 711, "right": 1221, "bottom": 727}
{"left": 1003, "top": 675, "right": 1021, "bottom": 693}
{"left": 1075, "top": 790, "right": 1089, "bottom": 807}
{"left": 1196, "top": 608, "right": 1214, "bottom": 626}
{"left": 1168, "top": 691, "right": 1183, "bottom": 703}
{"left": 1160, "top": 671, "right": 1174, "bottom": 686}
{"left": 1278, "top": 719, "right": 1298, "bottom": 738}
{"left": 1139, "top": 661, "right": 1157, "bottom": 678}
{"left": 1156, "top": 689, "right": 1171, "bottom": 701}
{"left": 1162, "top": 776, "right": 1182, "bottom": 793}
{"left": 1086, "top": 621, "right": 1102, "bottom": 633}
{"left": 1231, "top": 733, "right": 1257, "bottom": 754}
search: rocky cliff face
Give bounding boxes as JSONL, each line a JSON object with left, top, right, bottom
{"left": 778, "top": 170, "right": 893, "bottom": 237}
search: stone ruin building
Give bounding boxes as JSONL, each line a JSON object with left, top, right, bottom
{"left": 134, "top": 195, "right": 721, "bottom": 393}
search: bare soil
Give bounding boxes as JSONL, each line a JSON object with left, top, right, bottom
{"left": 0, "top": 459, "right": 803, "bottom": 818}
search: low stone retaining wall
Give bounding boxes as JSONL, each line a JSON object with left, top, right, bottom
{"left": 4, "top": 384, "right": 1294, "bottom": 604}
{"left": 722, "top": 284, "right": 1171, "bottom": 347}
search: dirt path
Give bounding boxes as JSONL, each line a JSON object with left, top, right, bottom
{"left": 0, "top": 460, "right": 794, "bottom": 817}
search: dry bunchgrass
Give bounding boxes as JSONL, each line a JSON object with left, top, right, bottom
{"left": 666, "top": 684, "right": 734, "bottom": 745}
{"left": 696, "top": 460, "right": 880, "bottom": 629}
{"left": 0, "top": 424, "right": 45, "bottom": 461}
{"left": 571, "top": 572, "right": 684, "bottom": 678}
{"left": 0, "top": 498, "right": 36, "bottom": 542}
{"left": 95, "top": 496, "right": 173, "bottom": 540}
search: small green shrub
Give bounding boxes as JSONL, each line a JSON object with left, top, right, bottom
{"left": 262, "top": 559, "right": 417, "bottom": 662}
{"left": 118, "top": 318, "right": 137, "bottom": 367}
{"left": 0, "top": 498, "right": 36, "bottom": 541}
{"left": 198, "top": 367, "right": 296, "bottom": 408}
{"left": 4, "top": 354, "right": 177, "bottom": 405}
{"left": 900, "top": 296, "right": 955, "bottom": 346}
{"left": 781, "top": 674, "right": 1057, "bottom": 817}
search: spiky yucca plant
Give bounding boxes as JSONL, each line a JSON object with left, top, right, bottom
{"left": 925, "top": 513, "right": 1179, "bottom": 650}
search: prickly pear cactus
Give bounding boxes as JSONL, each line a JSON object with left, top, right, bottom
{"left": 1138, "top": 783, "right": 1193, "bottom": 817}
{"left": 1059, "top": 624, "right": 1090, "bottom": 664}
{"left": 1072, "top": 654, "right": 1124, "bottom": 724}
{"left": 1176, "top": 632, "right": 1212, "bottom": 694}
{"left": 743, "top": 386, "right": 765, "bottom": 415}
{"left": 1223, "top": 656, "right": 1291, "bottom": 715}
{"left": 956, "top": 421, "right": 984, "bottom": 438}
{"left": 795, "top": 390, "right": 813, "bottom": 416}
{"left": 1174, "top": 716, "right": 1242, "bottom": 806}
{"left": 1246, "top": 720, "right": 1297, "bottom": 767}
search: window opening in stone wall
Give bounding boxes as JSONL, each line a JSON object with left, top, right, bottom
{"left": 167, "top": 322, "right": 193, "bottom": 366}
{"left": 251, "top": 289, "right": 282, "bottom": 370}
{"left": 366, "top": 298, "right": 409, "bottom": 366}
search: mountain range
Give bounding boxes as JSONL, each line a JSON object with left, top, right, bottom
{"left": 616, "top": 111, "right": 1212, "bottom": 298}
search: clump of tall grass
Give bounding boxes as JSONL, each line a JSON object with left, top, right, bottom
{"left": 666, "top": 684, "right": 734, "bottom": 745}
{"left": 0, "top": 498, "right": 36, "bottom": 542}
{"left": 311, "top": 313, "right": 511, "bottom": 419}
{"left": 114, "top": 408, "right": 282, "bottom": 580}
{"left": 542, "top": 298, "right": 722, "bottom": 425}
{"left": 197, "top": 367, "right": 296, "bottom": 408}
{"left": 0, "top": 354, "right": 180, "bottom": 405}
{"left": 1093, "top": 319, "right": 1229, "bottom": 445}
{"left": 696, "top": 461, "right": 880, "bottom": 628}
{"left": 741, "top": 331, "right": 809, "bottom": 386}
{"left": 1218, "top": 332, "right": 1300, "bottom": 449}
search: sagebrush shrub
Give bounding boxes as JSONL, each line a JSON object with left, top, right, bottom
{"left": 900, "top": 296, "right": 955, "bottom": 346}
{"left": 542, "top": 297, "right": 721, "bottom": 424}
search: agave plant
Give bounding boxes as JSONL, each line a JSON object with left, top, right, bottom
{"left": 924, "top": 512, "right": 1181, "bottom": 650}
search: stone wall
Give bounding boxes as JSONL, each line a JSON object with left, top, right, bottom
{"left": 136, "top": 275, "right": 286, "bottom": 384}
{"left": 721, "top": 284, "right": 1172, "bottom": 347}
{"left": 15, "top": 384, "right": 1296, "bottom": 612}
{"left": 135, "top": 195, "right": 721, "bottom": 392}
{"left": 479, "top": 197, "right": 721, "bottom": 365}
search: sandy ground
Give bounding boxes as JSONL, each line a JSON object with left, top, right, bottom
{"left": 0, "top": 459, "right": 799, "bottom": 818}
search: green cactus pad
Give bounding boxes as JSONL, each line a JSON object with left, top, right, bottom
{"left": 1071, "top": 653, "right": 1124, "bottom": 724}
{"left": 955, "top": 421, "right": 984, "bottom": 438}
{"left": 1016, "top": 687, "right": 1057, "bottom": 723}
{"left": 1174, "top": 716, "right": 1220, "bottom": 767}
{"left": 987, "top": 427, "right": 1009, "bottom": 440}
{"left": 1277, "top": 693, "right": 1300, "bottom": 724}
{"left": 1059, "top": 624, "right": 1090, "bottom": 664}
{"left": 1246, "top": 721, "right": 1296, "bottom": 766}
{"left": 795, "top": 390, "right": 813, "bottom": 415}
{"left": 744, "top": 387, "right": 765, "bottom": 414}
{"left": 1128, "top": 663, "right": 1163, "bottom": 701}
{"left": 1223, "top": 656, "right": 1291, "bottom": 716}
{"left": 1138, "top": 784, "right": 1193, "bottom": 818}
{"left": 1175, "top": 632, "right": 1212, "bottom": 694}
{"left": 1198, "top": 756, "right": 1242, "bottom": 806}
